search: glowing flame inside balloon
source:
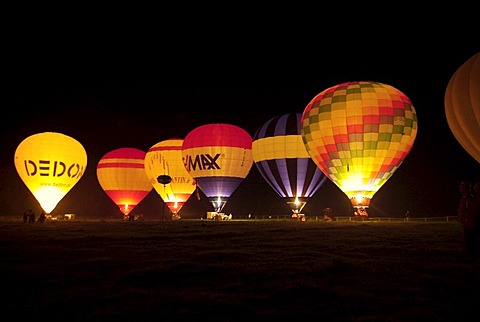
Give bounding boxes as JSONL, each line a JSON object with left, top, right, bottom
{"left": 14, "top": 132, "right": 87, "bottom": 214}
{"left": 252, "top": 113, "right": 327, "bottom": 215}
{"left": 285, "top": 197, "right": 306, "bottom": 215}
{"left": 301, "top": 81, "right": 418, "bottom": 209}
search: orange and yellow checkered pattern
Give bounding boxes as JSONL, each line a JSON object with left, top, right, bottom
{"left": 301, "top": 81, "right": 418, "bottom": 201}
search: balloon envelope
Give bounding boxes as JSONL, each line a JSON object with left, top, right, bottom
{"left": 145, "top": 139, "right": 196, "bottom": 216}
{"left": 14, "top": 132, "right": 87, "bottom": 214}
{"left": 252, "top": 113, "right": 327, "bottom": 214}
{"left": 182, "top": 123, "right": 253, "bottom": 212}
{"left": 301, "top": 81, "right": 418, "bottom": 208}
{"left": 97, "top": 148, "right": 152, "bottom": 217}
{"left": 445, "top": 52, "right": 480, "bottom": 164}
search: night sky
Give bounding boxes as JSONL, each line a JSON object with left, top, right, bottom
{"left": 2, "top": 20, "right": 480, "bottom": 219}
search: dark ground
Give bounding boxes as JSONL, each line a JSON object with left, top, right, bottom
{"left": 1, "top": 219, "right": 479, "bottom": 321}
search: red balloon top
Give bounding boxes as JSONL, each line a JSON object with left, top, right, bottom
{"left": 183, "top": 123, "right": 252, "bottom": 149}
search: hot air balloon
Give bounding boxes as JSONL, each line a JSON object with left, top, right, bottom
{"left": 301, "top": 81, "right": 418, "bottom": 213}
{"left": 445, "top": 52, "right": 480, "bottom": 164}
{"left": 182, "top": 123, "right": 253, "bottom": 214}
{"left": 14, "top": 132, "right": 87, "bottom": 215}
{"left": 252, "top": 113, "right": 328, "bottom": 218}
{"left": 145, "top": 139, "right": 196, "bottom": 219}
{"left": 97, "top": 147, "right": 152, "bottom": 219}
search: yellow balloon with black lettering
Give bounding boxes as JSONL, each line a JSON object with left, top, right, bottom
{"left": 145, "top": 138, "right": 196, "bottom": 219}
{"left": 14, "top": 132, "right": 88, "bottom": 214}
{"left": 182, "top": 123, "right": 253, "bottom": 213}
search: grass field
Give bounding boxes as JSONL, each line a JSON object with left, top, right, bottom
{"left": 1, "top": 219, "right": 479, "bottom": 321}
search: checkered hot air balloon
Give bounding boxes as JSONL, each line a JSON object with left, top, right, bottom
{"left": 301, "top": 81, "right": 418, "bottom": 210}
{"left": 97, "top": 147, "right": 152, "bottom": 218}
{"left": 252, "top": 113, "right": 327, "bottom": 216}
{"left": 182, "top": 123, "right": 253, "bottom": 213}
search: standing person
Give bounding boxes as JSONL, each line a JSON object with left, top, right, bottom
{"left": 38, "top": 211, "right": 46, "bottom": 223}
{"left": 474, "top": 181, "right": 480, "bottom": 203}
{"left": 24, "top": 208, "right": 35, "bottom": 223}
{"left": 457, "top": 180, "right": 480, "bottom": 260}
{"left": 472, "top": 181, "right": 480, "bottom": 253}
{"left": 23, "top": 209, "right": 31, "bottom": 223}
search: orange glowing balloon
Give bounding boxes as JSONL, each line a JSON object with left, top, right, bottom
{"left": 144, "top": 139, "right": 196, "bottom": 217}
{"left": 14, "top": 132, "right": 87, "bottom": 214}
{"left": 97, "top": 147, "right": 152, "bottom": 217}
{"left": 445, "top": 52, "right": 480, "bottom": 164}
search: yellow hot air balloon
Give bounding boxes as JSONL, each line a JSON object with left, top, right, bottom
{"left": 145, "top": 138, "right": 196, "bottom": 219}
{"left": 301, "top": 81, "right": 418, "bottom": 210}
{"left": 182, "top": 123, "right": 253, "bottom": 213}
{"left": 14, "top": 132, "right": 88, "bottom": 215}
{"left": 97, "top": 147, "right": 152, "bottom": 219}
{"left": 445, "top": 52, "right": 480, "bottom": 164}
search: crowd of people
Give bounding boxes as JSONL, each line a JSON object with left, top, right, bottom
{"left": 22, "top": 208, "right": 46, "bottom": 224}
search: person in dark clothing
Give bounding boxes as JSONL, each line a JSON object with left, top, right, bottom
{"left": 24, "top": 208, "right": 35, "bottom": 223}
{"left": 38, "top": 211, "right": 46, "bottom": 223}
{"left": 23, "top": 209, "right": 30, "bottom": 223}
{"left": 457, "top": 180, "right": 480, "bottom": 260}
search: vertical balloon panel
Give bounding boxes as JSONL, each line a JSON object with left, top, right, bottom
{"left": 14, "top": 132, "right": 87, "bottom": 214}
{"left": 145, "top": 139, "right": 196, "bottom": 216}
{"left": 97, "top": 148, "right": 152, "bottom": 217}
{"left": 252, "top": 113, "right": 327, "bottom": 214}
{"left": 182, "top": 123, "right": 253, "bottom": 212}
{"left": 445, "top": 52, "right": 480, "bottom": 164}
{"left": 301, "top": 81, "right": 417, "bottom": 208}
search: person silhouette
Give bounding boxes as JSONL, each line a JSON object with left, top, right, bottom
{"left": 24, "top": 208, "right": 35, "bottom": 223}
{"left": 38, "top": 211, "right": 46, "bottom": 223}
{"left": 457, "top": 180, "right": 480, "bottom": 260}
{"left": 23, "top": 209, "right": 30, "bottom": 223}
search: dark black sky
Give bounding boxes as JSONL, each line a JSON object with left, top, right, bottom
{"left": 2, "top": 16, "right": 480, "bottom": 219}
